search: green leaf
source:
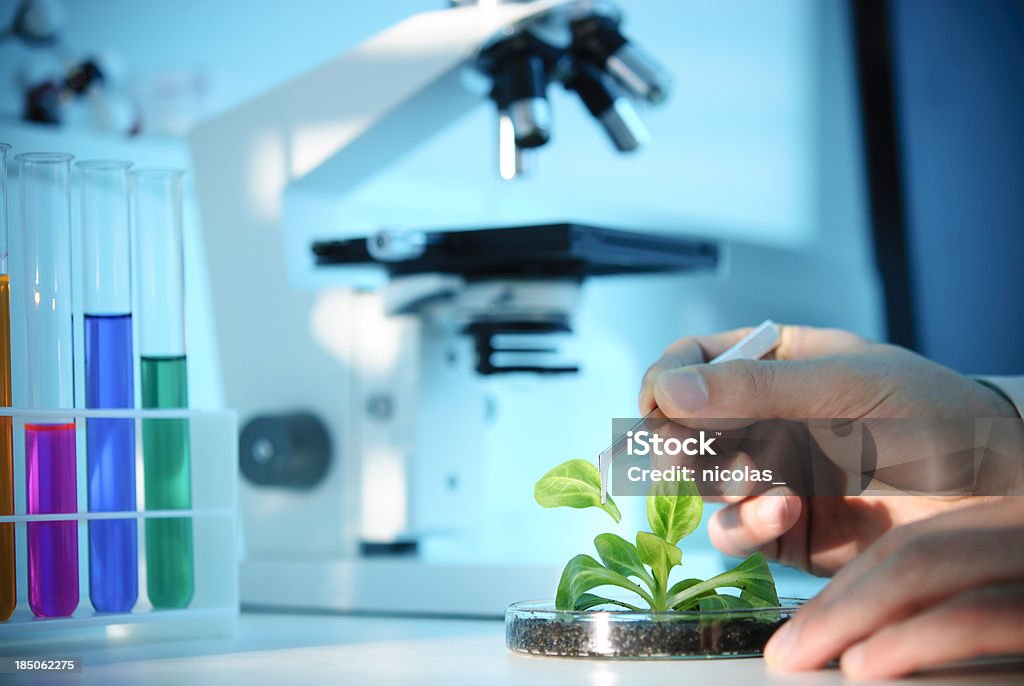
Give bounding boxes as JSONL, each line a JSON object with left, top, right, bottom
{"left": 554, "top": 554, "right": 655, "bottom": 611}
{"left": 667, "top": 578, "right": 718, "bottom": 610}
{"left": 735, "top": 552, "right": 780, "bottom": 608}
{"left": 697, "top": 594, "right": 754, "bottom": 612}
{"left": 594, "top": 534, "right": 654, "bottom": 588}
{"left": 666, "top": 552, "right": 778, "bottom": 610}
{"left": 535, "top": 460, "right": 621, "bottom": 522}
{"left": 573, "top": 593, "right": 642, "bottom": 611}
{"left": 635, "top": 531, "right": 682, "bottom": 593}
{"left": 696, "top": 594, "right": 756, "bottom": 621}
{"left": 646, "top": 477, "right": 702, "bottom": 544}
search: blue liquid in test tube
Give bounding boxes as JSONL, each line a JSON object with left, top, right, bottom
{"left": 85, "top": 314, "right": 136, "bottom": 612}
{"left": 79, "top": 161, "right": 137, "bottom": 613}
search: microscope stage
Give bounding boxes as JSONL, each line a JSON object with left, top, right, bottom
{"left": 312, "top": 223, "right": 718, "bottom": 279}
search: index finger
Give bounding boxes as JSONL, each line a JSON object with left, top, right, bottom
{"left": 637, "top": 327, "right": 758, "bottom": 413}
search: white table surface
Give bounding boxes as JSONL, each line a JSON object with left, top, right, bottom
{"left": 9, "top": 612, "right": 1024, "bottom": 686}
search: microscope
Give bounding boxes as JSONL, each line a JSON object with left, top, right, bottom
{"left": 190, "top": 0, "right": 718, "bottom": 615}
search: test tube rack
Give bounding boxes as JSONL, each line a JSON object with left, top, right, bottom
{"left": 0, "top": 406, "right": 238, "bottom": 642}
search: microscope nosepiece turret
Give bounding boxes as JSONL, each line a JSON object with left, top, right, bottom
{"left": 473, "top": 2, "right": 671, "bottom": 178}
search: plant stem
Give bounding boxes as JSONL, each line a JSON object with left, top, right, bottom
{"left": 653, "top": 573, "right": 667, "bottom": 611}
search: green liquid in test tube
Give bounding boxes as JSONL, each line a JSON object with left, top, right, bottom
{"left": 133, "top": 170, "right": 193, "bottom": 608}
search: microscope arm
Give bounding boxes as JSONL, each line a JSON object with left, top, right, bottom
{"left": 190, "top": 1, "right": 571, "bottom": 290}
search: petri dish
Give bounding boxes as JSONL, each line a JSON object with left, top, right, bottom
{"left": 506, "top": 597, "right": 804, "bottom": 659}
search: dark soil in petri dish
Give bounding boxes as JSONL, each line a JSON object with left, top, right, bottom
{"left": 507, "top": 615, "right": 790, "bottom": 658}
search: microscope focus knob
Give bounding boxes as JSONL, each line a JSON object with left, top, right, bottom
{"left": 239, "top": 412, "right": 331, "bottom": 490}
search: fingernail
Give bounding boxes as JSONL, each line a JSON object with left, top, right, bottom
{"left": 841, "top": 643, "right": 867, "bottom": 677}
{"left": 656, "top": 368, "right": 709, "bottom": 412}
{"left": 759, "top": 497, "right": 787, "bottom": 527}
{"left": 764, "top": 622, "right": 799, "bottom": 668}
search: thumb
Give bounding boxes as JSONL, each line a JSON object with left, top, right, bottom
{"left": 653, "top": 358, "right": 857, "bottom": 419}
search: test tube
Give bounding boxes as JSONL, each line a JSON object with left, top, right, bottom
{"left": 16, "top": 152, "right": 79, "bottom": 617}
{"left": 133, "top": 169, "right": 192, "bottom": 608}
{"left": 0, "top": 142, "right": 14, "bottom": 621}
{"left": 79, "top": 160, "right": 137, "bottom": 613}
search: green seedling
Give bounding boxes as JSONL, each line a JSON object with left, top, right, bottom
{"left": 535, "top": 459, "right": 779, "bottom": 612}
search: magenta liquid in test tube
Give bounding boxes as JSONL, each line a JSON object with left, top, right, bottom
{"left": 16, "top": 153, "right": 79, "bottom": 617}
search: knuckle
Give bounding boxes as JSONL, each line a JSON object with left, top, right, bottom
{"left": 886, "top": 531, "right": 944, "bottom": 574}
{"left": 943, "top": 595, "right": 994, "bottom": 628}
{"left": 866, "top": 526, "right": 912, "bottom": 562}
{"left": 728, "top": 359, "right": 775, "bottom": 401}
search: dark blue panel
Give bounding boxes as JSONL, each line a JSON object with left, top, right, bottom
{"left": 892, "top": 0, "right": 1024, "bottom": 374}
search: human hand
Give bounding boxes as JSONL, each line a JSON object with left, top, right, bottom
{"left": 638, "top": 324, "right": 1021, "bottom": 575}
{"left": 763, "top": 497, "right": 1024, "bottom": 679}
